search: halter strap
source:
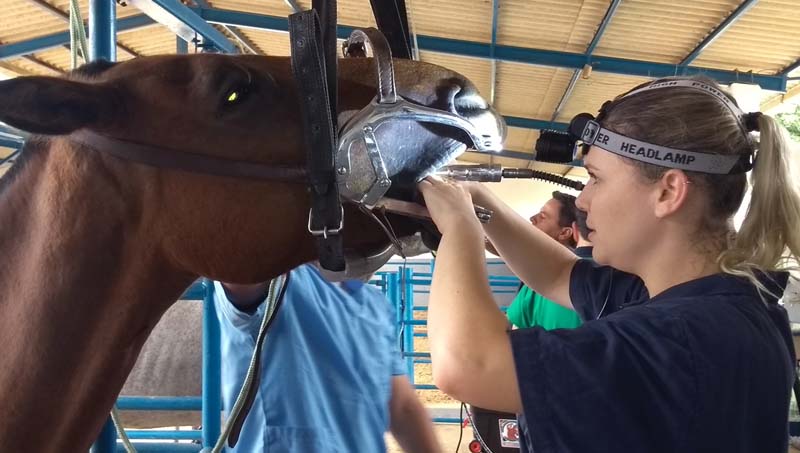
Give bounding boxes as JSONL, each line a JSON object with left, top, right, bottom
{"left": 70, "top": 130, "right": 308, "bottom": 183}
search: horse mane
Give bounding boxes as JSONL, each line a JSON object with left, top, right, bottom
{"left": 69, "top": 59, "right": 118, "bottom": 81}
{"left": 0, "top": 139, "right": 48, "bottom": 195}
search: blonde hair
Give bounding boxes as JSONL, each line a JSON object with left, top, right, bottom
{"left": 601, "top": 76, "right": 800, "bottom": 296}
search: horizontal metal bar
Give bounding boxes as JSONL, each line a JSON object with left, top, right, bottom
{"left": 117, "top": 396, "right": 202, "bottom": 411}
{"left": 129, "top": 0, "right": 237, "bottom": 53}
{"left": 403, "top": 351, "right": 430, "bottom": 358}
{"left": 402, "top": 319, "right": 426, "bottom": 326}
{"left": 126, "top": 430, "right": 202, "bottom": 441}
{"left": 0, "top": 138, "right": 22, "bottom": 150}
{"left": 115, "top": 444, "right": 201, "bottom": 453}
{"left": 196, "top": 7, "right": 786, "bottom": 92}
{"left": 0, "top": 15, "right": 155, "bottom": 60}
{"left": 414, "top": 384, "right": 438, "bottom": 390}
{"left": 433, "top": 417, "right": 462, "bottom": 424}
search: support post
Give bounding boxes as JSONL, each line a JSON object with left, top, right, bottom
{"left": 202, "top": 279, "right": 222, "bottom": 448}
{"left": 89, "top": 0, "right": 117, "bottom": 61}
{"left": 90, "top": 417, "right": 117, "bottom": 453}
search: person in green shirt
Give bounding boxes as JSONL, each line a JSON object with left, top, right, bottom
{"left": 506, "top": 191, "right": 591, "bottom": 330}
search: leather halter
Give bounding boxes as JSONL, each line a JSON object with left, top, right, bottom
{"left": 69, "top": 130, "right": 309, "bottom": 183}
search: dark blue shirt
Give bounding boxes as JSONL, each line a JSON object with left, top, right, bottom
{"left": 510, "top": 260, "right": 794, "bottom": 453}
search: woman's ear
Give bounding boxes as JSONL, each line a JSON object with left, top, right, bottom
{"left": 653, "top": 169, "right": 691, "bottom": 218}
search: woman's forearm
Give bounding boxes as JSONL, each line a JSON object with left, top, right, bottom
{"left": 428, "top": 226, "right": 522, "bottom": 412}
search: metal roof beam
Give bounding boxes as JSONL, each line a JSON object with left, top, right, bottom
{"left": 504, "top": 116, "right": 567, "bottom": 131}
{"left": 781, "top": 58, "right": 800, "bottom": 77}
{"left": 0, "top": 14, "right": 154, "bottom": 60}
{"left": 552, "top": 0, "right": 622, "bottom": 123}
{"left": 680, "top": 0, "right": 759, "bottom": 66}
{"left": 195, "top": 7, "right": 786, "bottom": 92}
{"left": 128, "top": 0, "right": 237, "bottom": 54}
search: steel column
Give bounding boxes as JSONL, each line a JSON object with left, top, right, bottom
{"left": 201, "top": 279, "right": 221, "bottom": 448}
{"left": 90, "top": 417, "right": 117, "bottom": 453}
{"left": 89, "top": 0, "right": 116, "bottom": 61}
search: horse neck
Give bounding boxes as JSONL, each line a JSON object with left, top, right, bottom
{"left": 0, "top": 141, "right": 194, "bottom": 452}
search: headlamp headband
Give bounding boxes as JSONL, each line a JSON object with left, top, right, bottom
{"left": 574, "top": 79, "right": 755, "bottom": 174}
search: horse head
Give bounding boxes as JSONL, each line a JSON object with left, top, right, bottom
{"left": 0, "top": 53, "right": 504, "bottom": 283}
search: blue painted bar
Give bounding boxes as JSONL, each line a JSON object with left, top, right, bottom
{"left": 176, "top": 36, "right": 188, "bottom": 54}
{"left": 0, "top": 15, "right": 154, "bottom": 60}
{"left": 116, "top": 444, "right": 202, "bottom": 453}
{"left": 782, "top": 58, "right": 800, "bottom": 76}
{"left": 89, "top": 0, "right": 116, "bottom": 62}
{"left": 403, "top": 319, "right": 427, "bottom": 326}
{"left": 90, "top": 417, "right": 117, "bottom": 453}
{"left": 403, "top": 351, "right": 431, "bottom": 358}
{"left": 504, "top": 116, "right": 568, "bottom": 131}
{"left": 680, "top": 0, "right": 759, "bottom": 66}
{"left": 195, "top": 7, "right": 786, "bottom": 92}
{"left": 117, "top": 396, "right": 203, "bottom": 411}
{"left": 403, "top": 267, "right": 415, "bottom": 382}
{"left": 201, "top": 279, "right": 222, "bottom": 448}
{"left": 433, "top": 417, "right": 461, "bottom": 424}
{"left": 0, "top": 138, "right": 21, "bottom": 151}
{"left": 132, "top": 0, "right": 237, "bottom": 53}
{"left": 415, "top": 384, "right": 438, "bottom": 390}
{"left": 127, "top": 430, "right": 202, "bottom": 441}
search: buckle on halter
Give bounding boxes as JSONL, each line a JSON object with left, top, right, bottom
{"left": 307, "top": 206, "right": 344, "bottom": 239}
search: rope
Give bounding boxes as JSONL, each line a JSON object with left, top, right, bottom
{"left": 68, "top": 0, "right": 90, "bottom": 68}
{"left": 110, "top": 405, "right": 136, "bottom": 453}
{"left": 202, "top": 274, "right": 286, "bottom": 453}
{"left": 106, "top": 276, "right": 285, "bottom": 453}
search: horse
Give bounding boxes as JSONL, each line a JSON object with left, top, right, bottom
{"left": 0, "top": 53, "right": 504, "bottom": 451}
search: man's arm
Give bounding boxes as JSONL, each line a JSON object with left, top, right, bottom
{"left": 389, "top": 375, "right": 440, "bottom": 453}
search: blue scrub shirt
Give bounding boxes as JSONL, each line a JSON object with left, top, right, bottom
{"left": 511, "top": 259, "right": 794, "bottom": 453}
{"left": 213, "top": 265, "right": 405, "bottom": 452}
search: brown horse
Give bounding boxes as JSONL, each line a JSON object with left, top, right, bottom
{"left": 0, "top": 54, "right": 504, "bottom": 452}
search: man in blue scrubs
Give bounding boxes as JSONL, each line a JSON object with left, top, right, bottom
{"left": 214, "top": 264, "right": 439, "bottom": 452}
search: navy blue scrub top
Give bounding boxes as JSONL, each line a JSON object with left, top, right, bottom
{"left": 510, "top": 259, "right": 794, "bottom": 453}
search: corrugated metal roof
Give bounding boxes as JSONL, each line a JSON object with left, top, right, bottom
{"left": 0, "top": 0, "right": 798, "bottom": 172}
{"left": 692, "top": 0, "right": 800, "bottom": 73}
{"left": 594, "top": 0, "right": 744, "bottom": 64}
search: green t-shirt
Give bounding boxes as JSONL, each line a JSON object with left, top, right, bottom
{"left": 506, "top": 284, "right": 582, "bottom": 330}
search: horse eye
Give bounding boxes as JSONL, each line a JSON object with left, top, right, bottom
{"left": 224, "top": 85, "right": 249, "bottom": 106}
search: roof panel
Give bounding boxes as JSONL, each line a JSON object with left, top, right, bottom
{"left": 556, "top": 72, "right": 650, "bottom": 122}
{"left": 692, "top": 0, "right": 800, "bottom": 73}
{"left": 117, "top": 25, "right": 183, "bottom": 56}
{"left": 500, "top": 0, "right": 611, "bottom": 53}
{"left": 404, "top": 0, "right": 493, "bottom": 43}
{"left": 0, "top": 0, "right": 68, "bottom": 43}
{"left": 505, "top": 127, "right": 540, "bottom": 153}
{"left": 494, "top": 63, "right": 574, "bottom": 119}
{"left": 593, "top": 0, "right": 742, "bottom": 64}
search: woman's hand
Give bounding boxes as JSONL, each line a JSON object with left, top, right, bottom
{"left": 418, "top": 177, "right": 483, "bottom": 237}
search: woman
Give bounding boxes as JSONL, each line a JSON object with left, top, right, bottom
{"left": 419, "top": 77, "right": 800, "bottom": 453}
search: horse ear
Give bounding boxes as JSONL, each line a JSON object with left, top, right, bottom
{"left": 0, "top": 76, "right": 115, "bottom": 135}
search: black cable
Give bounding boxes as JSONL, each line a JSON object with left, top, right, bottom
{"left": 501, "top": 168, "right": 585, "bottom": 191}
{"left": 455, "top": 402, "right": 465, "bottom": 453}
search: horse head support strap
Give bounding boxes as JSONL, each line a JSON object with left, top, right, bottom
{"left": 289, "top": 9, "right": 345, "bottom": 273}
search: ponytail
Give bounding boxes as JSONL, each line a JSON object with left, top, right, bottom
{"left": 719, "top": 114, "right": 800, "bottom": 293}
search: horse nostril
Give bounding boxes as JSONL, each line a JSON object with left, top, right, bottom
{"left": 452, "top": 85, "right": 488, "bottom": 117}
